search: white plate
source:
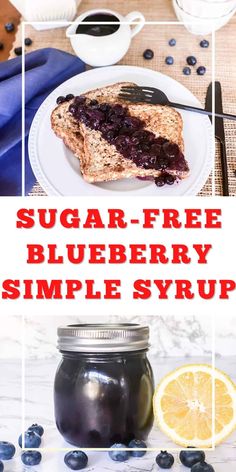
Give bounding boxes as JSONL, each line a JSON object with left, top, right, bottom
{"left": 28, "top": 65, "right": 213, "bottom": 196}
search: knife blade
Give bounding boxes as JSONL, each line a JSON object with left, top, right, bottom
{"left": 205, "top": 81, "right": 229, "bottom": 196}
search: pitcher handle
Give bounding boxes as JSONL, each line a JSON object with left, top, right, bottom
{"left": 125, "top": 11, "right": 145, "bottom": 38}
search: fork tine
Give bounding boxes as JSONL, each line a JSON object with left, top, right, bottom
{"left": 121, "top": 98, "right": 152, "bottom": 104}
{"left": 121, "top": 86, "right": 142, "bottom": 91}
{"left": 120, "top": 88, "right": 142, "bottom": 93}
{"left": 138, "top": 86, "right": 157, "bottom": 92}
{"left": 120, "top": 88, "right": 153, "bottom": 98}
{"left": 120, "top": 90, "right": 144, "bottom": 96}
{"left": 121, "top": 86, "right": 152, "bottom": 94}
{"left": 121, "top": 86, "right": 156, "bottom": 94}
{"left": 119, "top": 94, "right": 141, "bottom": 101}
{"left": 118, "top": 93, "right": 152, "bottom": 103}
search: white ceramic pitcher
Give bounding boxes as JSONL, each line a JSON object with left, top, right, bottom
{"left": 66, "top": 9, "right": 145, "bottom": 67}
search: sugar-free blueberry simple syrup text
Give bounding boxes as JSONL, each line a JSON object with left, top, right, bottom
{"left": 0, "top": 206, "right": 235, "bottom": 301}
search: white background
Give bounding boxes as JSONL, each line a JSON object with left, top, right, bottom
{"left": 1, "top": 312, "right": 236, "bottom": 358}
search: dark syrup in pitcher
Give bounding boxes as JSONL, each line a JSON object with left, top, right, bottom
{"left": 76, "top": 13, "right": 120, "bottom": 37}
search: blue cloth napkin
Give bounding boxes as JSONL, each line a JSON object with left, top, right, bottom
{"left": 0, "top": 48, "right": 85, "bottom": 196}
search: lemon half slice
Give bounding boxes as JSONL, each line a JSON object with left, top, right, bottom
{"left": 153, "top": 364, "right": 236, "bottom": 448}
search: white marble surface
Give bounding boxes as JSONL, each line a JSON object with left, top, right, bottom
{"left": 0, "top": 357, "right": 235, "bottom": 471}
{"left": 1, "top": 313, "right": 236, "bottom": 359}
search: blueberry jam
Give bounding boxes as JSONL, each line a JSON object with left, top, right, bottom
{"left": 68, "top": 96, "right": 188, "bottom": 186}
{"left": 54, "top": 324, "right": 154, "bottom": 448}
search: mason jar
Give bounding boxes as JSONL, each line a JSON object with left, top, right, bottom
{"left": 54, "top": 324, "right": 154, "bottom": 447}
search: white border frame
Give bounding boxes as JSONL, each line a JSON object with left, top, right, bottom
{"left": 20, "top": 18, "right": 216, "bottom": 452}
{"left": 21, "top": 20, "right": 216, "bottom": 197}
{"left": 21, "top": 312, "right": 216, "bottom": 452}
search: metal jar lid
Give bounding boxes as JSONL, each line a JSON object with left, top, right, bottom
{"left": 57, "top": 323, "right": 150, "bottom": 353}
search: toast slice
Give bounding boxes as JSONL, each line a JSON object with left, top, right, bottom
{"left": 51, "top": 82, "right": 189, "bottom": 183}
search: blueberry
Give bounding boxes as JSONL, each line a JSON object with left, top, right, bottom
{"left": 191, "top": 461, "right": 215, "bottom": 472}
{"left": 197, "top": 66, "right": 206, "bottom": 75}
{"left": 0, "top": 441, "right": 16, "bottom": 460}
{"left": 27, "top": 423, "right": 44, "bottom": 437}
{"left": 24, "top": 37, "right": 32, "bottom": 46}
{"left": 169, "top": 38, "right": 176, "bottom": 47}
{"left": 108, "top": 444, "right": 130, "bottom": 462}
{"left": 0, "top": 461, "right": 3, "bottom": 472}
{"left": 100, "top": 103, "right": 110, "bottom": 112}
{"left": 113, "top": 104, "right": 126, "bottom": 116}
{"left": 187, "top": 55, "right": 197, "bottom": 66}
{"left": 75, "top": 96, "right": 86, "bottom": 105}
{"left": 64, "top": 451, "right": 88, "bottom": 470}
{"left": 18, "top": 431, "right": 41, "bottom": 448}
{"left": 200, "top": 39, "right": 209, "bottom": 48}
{"left": 156, "top": 137, "right": 168, "bottom": 146}
{"left": 156, "top": 450, "right": 174, "bottom": 468}
{"left": 124, "top": 116, "right": 142, "bottom": 129}
{"left": 21, "top": 451, "right": 42, "bottom": 466}
{"left": 155, "top": 175, "right": 166, "bottom": 187}
{"left": 14, "top": 47, "right": 22, "bottom": 56}
{"left": 110, "top": 114, "right": 122, "bottom": 125}
{"left": 180, "top": 450, "right": 205, "bottom": 468}
{"left": 163, "top": 142, "right": 179, "bottom": 158}
{"left": 88, "top": 109, "right": 105, "bottom": 121}
{"left": 151, "top": 145, "right": 162, "bottom": 159}
{"left": 128, "top": 439, "right": 147, "bottom": 457}
{"left": 143, "top": 49, "right": 154, "bottom": 60}
{"left": 165, "top": 56, "right": 174, "bottom": 65}
{"left": 5, "top": 22, "right": 15, "bottom": 32}
{"left": 183, "top": 66, "right": 191, "bottom": 76}
{"left": 56, "top": 96, "right": 66, "bottom": 104}
{"left": 165, "top": 174, "right": 175, "bottom": 185}
{"left": 66, "top": 94, "right": 75, "bottom": 101}
{"left": 89, "top": 99, "right": 99, "bottom": 107}
{"left": 130, "top": 136, "right": 139, "bottom": 145}
{"left": 137, "top": 154, "right": 155, "bottom": 169}
{"left": 105, "top": 130, "right": 115, "bottom": 141}
{"left": 0, "top": 43, "right": 4, "bottom": 51}
{"left": 157, "top": 157, "right": 168, "bottom": 170}
{"left": 69, "top": 105, "right": 77, "bottom": 116}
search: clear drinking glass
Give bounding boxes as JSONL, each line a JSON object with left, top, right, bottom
{"left": 173, "top": 0, "right": 236, "bottom": 34}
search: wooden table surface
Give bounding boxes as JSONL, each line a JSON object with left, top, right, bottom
{"left": 0, "top": 0, "right": 20, "bottom": 61}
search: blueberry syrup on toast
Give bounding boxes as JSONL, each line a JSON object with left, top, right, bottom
{"left": 67, "top": 96, "right": 189, "bottom": 186}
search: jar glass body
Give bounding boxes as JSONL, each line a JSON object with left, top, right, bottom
{"left": 54, "top": 350, "right": 154, "bottom": 447}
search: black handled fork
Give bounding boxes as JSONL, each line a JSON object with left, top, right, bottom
{"left": 119, "top": 86, "right": 236, "bottom": 121}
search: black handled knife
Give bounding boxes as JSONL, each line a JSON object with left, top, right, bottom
{"left": 205, "top": 82, "right": 229, "bottom": 196}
